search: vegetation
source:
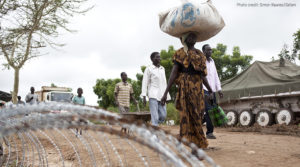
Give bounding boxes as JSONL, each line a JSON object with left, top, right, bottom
{"left": 166, "top": 103, "right": 180, "bottom": 125}
{"left": 212, "top": 44, "right": 253, "bottom": 81}
{"left": 274, "top": 29, "right": 300, "bottom": 62}
{"left": 292, "top": 29, "right": 300, "bottom": 60}
{"left": 278, "top": 44, "right": 297, "bottom": 62}
{"left": 93, "top": 78, "right": 142, "bottom": 109}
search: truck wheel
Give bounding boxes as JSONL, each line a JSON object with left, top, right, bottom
{"left": 275, "top": 109, "right": 294, "bottom": 125}
{"left": 226, "top": 110, "right": 238, "bottom": 126}
{"left": 239, "top": 110, "right": 254, "bottom": 126}
{"left": 256, "top": 110, "right": 273, "bottom": 127}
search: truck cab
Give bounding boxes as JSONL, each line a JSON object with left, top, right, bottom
{"left": 46, "top": 91, "right": 73, "bottom": 103}
{"left": 36, "top": 86, "right": 73, "bottom": 103}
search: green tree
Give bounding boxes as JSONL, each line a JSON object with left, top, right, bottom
{"left": 93, "top": 78, "right": 120, "bottom": 109}
{"left": 160, "top": 46, "right": 177, "bottom": 100}
{"left": 292, "top": 29, "right": 300, "bottom": 60}
{"left": 275, "top": 29, "right": 300, "bottom": 62}
{"left": 212, "top": 44, "right": 253, "bottom": 81}
{"left": 50, "top": 83, "right": 57, "bottom": 88}
{"left": 0, "top": 0, "right": 91, "bottom": 103}
{"left": 278, "top": 43, "right": 296, "bottom": 62}
{"left": 130, "top": 79, "right": 142, "bottom": 101}
{"left": 93, "top": 78, "right": 141, "bottom": 109}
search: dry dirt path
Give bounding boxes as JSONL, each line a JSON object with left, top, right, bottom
{"left": 164, "top": 126, "right": 300, "bottom": 167}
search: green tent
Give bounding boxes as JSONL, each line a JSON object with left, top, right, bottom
{"left": 220, "top": 60, "right": 300, "bottom": 103}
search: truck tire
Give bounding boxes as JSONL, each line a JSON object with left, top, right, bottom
{"left": 239, "top": 110, "right": 254, "bottom": 126}
{"left": 275, "top": 109, "right": 294, "bottom": 125}
{"left": 256, "top": 110, "right": 273, "bottom": 127}
{"left": 226, "top": 110, "right": 238, "bottom": 126}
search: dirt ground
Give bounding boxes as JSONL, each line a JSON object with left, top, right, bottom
{"left": 2, "top": 125, "right": 300, "bottom": 167}
{"left": 165, "top": 125, "right": 300, "bottom": 167}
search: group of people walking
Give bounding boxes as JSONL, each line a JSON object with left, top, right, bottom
{"left": 114, "top": 32, "right": 223, "bottom": 149}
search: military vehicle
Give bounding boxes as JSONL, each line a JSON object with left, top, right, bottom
{"left": 219, "top": 59, "right": 300, "bottom": 126}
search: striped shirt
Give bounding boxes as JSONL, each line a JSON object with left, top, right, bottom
{"left": 114, "top": 82, "right": 133, "bottom": 107}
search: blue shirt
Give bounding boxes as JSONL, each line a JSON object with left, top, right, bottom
{"left": 72, "top": 96, "right": 85, "bottom": 105}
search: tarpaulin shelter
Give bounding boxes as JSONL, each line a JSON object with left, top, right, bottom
{"left": 220, "top": 60, "right": 300, "bottom": 103}
{"left": 0, "top": 90, "right": 12, "bottom": 102}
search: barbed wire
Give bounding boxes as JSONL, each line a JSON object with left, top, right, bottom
{"left": 0, "top": 102, "right": 219, "bottom": 167}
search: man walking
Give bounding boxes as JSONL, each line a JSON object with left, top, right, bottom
{"left": 202, "top": 44, "right": 223, "bottom": 139}
{"left": 114, "top": 72, "right": 137, "bottom": 113}
{"left": 141, "top": 52, "right": 170, "bottom": 126}
{"left": 115, "top": 72, "right": 137, "bottom": 133}
{"left": 25, "top": 87, "right": 39, "bottom": 104}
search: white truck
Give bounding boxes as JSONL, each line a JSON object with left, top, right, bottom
{"left": 36, "top": 86, "right": 73, "bottom": 103}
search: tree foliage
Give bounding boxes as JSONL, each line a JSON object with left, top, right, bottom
{"left": 0, "top": 0, "right": 91, "bottom": 103}
{"left": 275, "top": 29, "right": 300, "bottom": 62}
{"left": 93, "top": 78, "right": 120, "bottom": 109}
{"left": 212, "top": 44, "right": 253, "bottom": 81}
{"left": 0, "top": 0, "right": 18, "bottom": 18}
{"left": 50, "top": 83, "right": 57, "bottom": 88}
{"left": 93, "top": 78, "right": 141, "bottom": 109}
{"left": 292, "top": 29, "right": 300, "bottom": 60}
{"left": 278, "top": 43, "right": 297, "bottom": 62}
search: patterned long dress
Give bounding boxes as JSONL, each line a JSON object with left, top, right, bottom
{"left": 173, "top": 48, "right": 208, "bottom": 149}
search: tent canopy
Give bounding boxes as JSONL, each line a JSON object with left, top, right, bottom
{"left": 220, "top": 60, "right": 300, "bottom": 103}
{"left": 0, "top": 91, "right": 12, "bottom": 102}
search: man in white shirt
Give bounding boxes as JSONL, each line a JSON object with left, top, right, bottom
{"left": 25, "top": 87, "right": 39, "bottom": 105}
{"left": 141, "top": 52, "right": 171, "bottom": 126}
{"left": 202, "top": 44, "right": 223, "bottom": 139}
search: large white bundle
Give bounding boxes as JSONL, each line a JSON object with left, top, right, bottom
{"left": 159, "top": 0, "right": 225, "bottom": 42}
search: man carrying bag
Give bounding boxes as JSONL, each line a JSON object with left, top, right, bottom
{"left": 202, "top": 44, "right": 225, "bottom": 139}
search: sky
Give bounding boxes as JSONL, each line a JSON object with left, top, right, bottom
{"left": 1, "top": 0, "right": 300, "bottom": 105}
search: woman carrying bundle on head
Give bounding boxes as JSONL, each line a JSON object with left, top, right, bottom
{"left": 161, "top": 32, "right": 214, "bottom": 149}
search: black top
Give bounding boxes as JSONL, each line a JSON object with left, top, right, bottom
{"left": 175, "top": 61, "right": 202, "bottom": 75}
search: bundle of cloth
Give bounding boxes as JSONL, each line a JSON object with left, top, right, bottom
{"left": 159, "top": 0, "right": 225, "bottom": 42}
